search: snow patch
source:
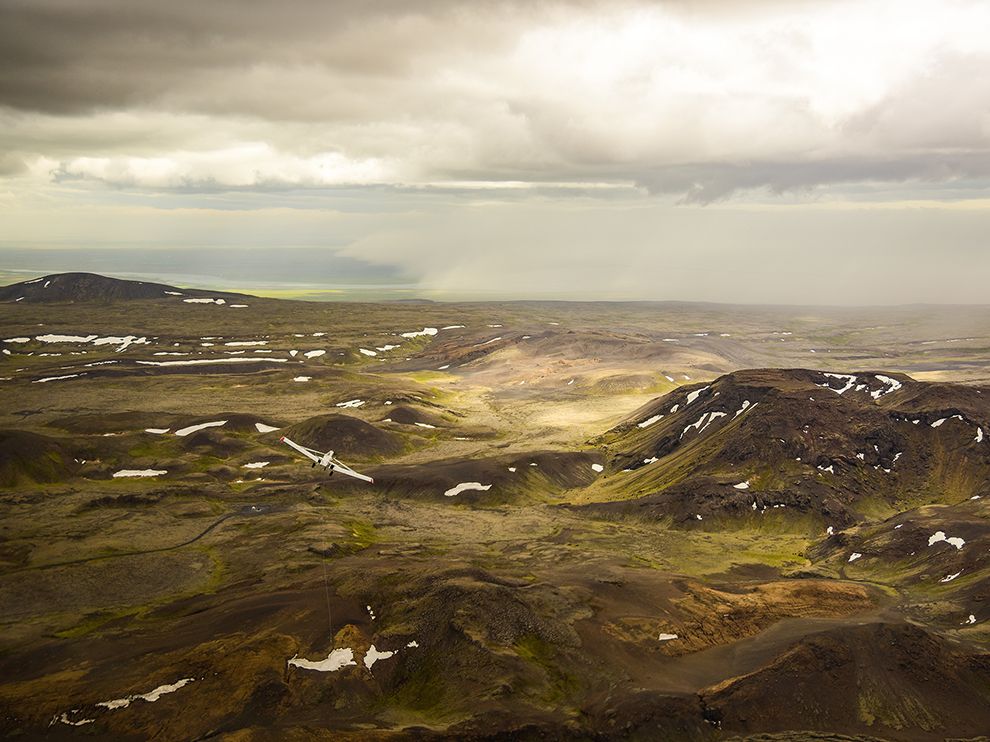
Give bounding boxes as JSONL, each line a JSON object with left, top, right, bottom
{"left": 928, "top": 531, "right": 965, "bottom": 549}
{"left": 400, "top": 327, "right": 438, "bottom": 338}
{"left": 137, "top": 358, "right": 287, "bottom": 367}
{"left": 255, "top": 423, "right": 280, "bottom": 433}
{"left": 364, "top": 645, "right": 396, "bottom": 671}
{"left": 680, "top": 411, "right": 726, "bottom": 438}
{"left": 288, "top": 648, "right": 356, "bottom": 673}
{"left": 33, "top": 373, "right": 81, "bottom": 383}
{"left": 820, "top": 372, "right": 857, "bottom": 395}
{"left": 52, "top": 712, "right": 94, "bottom": 727}
{"left": 444, "top": 482, "right": 492, "bottom": 497}
{"left": 93, "top": 335, "right": 149, "bottom": 352}
{"left": 174, "top": 420, "right": 227, "bottom": 437}
{"left": 99, "top": 679, "right": 194, "bottom": 708}
{"left": 637, "top": 414, "right": 664, "bottom": 428}
{"left": 113, "top": 469, "right": 167, "bottom": 478}
{"left": 931, "top": 415, "right": 964, "bottom": 428}
{"left": 685, "top": 385, "right": 710, "bottom": 405}
{"left": 36, "top": 334, "right": 97, "bottom": 343}
{"left": 871, "top": 374, "right": 902, "bottom": 399}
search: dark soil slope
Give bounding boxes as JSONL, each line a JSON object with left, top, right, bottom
{"left": 363, "top": 450, "right": 603, "bottom": 502}
{"left": 281, "top": 414, "right": 403, "bottom": 459}
{"left": 0, "top": 430, "right": 75, "bottom": 487}
{"left": 703, "top": 621, "right": 990, "bottom": 740}
{"left": 381, "top": 405, "right": 446, "bottom": 427}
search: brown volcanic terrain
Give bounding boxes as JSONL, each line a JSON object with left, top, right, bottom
{"left": 0, "top": 273, "right": 988, "bottom": 740}
{"left": 584, "top": 368, "right": 990, "bottom": 526}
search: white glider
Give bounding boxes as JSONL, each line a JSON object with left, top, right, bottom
{"left": 280, "top": 436, "right": 374, "bottom": 483}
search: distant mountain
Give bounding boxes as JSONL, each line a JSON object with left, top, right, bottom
{"left": 0, "top": 272, "right": 252, "bottom": 303}
{"left": 584, "top": 367, "right": 989, "bottom": 526}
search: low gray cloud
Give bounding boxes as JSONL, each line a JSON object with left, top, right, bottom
{"left": 635, "top": 153, "right": 990, "bottom": 205}
{"left": 0, "top": 151, "right": 27, "bottom": 176}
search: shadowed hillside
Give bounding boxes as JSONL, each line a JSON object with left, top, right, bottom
{"left": 0, "top": 272, "right": 251, "bottom": 304}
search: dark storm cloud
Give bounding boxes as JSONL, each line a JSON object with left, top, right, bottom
{"left": 0, "top": 0, "right": 527, "bottom": 115}
{"left": 1, "top": 0, "right": 989, "bottom": 203}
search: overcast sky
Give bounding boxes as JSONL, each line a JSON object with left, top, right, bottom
{"left": 1, "top": 0, "right": 989, "bottom": 303}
